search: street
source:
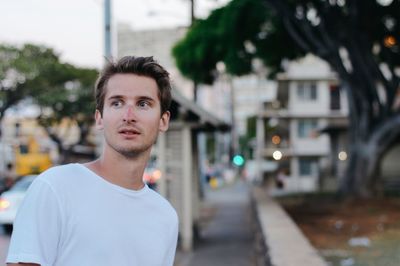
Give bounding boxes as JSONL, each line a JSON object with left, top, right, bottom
{"left": 0, "top": 228, "right": 10, "bottom": 265}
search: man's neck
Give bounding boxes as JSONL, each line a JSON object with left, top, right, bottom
{"left": 84, "top": 150, "right": 150, "bottom": 191}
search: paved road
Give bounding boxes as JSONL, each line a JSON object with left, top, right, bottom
{"left": 175, "top": 179, "right": 257, "bottom": 266}
{"left": 0, "top": 228, "right": 10, "bottom": 265}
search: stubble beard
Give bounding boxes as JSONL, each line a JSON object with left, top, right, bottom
{"left": 106, "top": 134, "right": 158, "bottom": 160}
{"left": 117, "top": 146, "right": 151, "bottom": 159}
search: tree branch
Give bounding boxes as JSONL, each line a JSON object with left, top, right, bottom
{"left": 264, "top": 0, "right": 313, "bottom": 52}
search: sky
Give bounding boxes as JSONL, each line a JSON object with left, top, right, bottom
{"left": 0, "top": 0, "right": 229, "bottom": 69}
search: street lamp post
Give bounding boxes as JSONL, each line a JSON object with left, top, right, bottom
{"left": 104, "top": 0, "right": 112, "bottom": 62}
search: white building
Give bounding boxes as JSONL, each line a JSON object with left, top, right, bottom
{"left": 117, "top": 24, "right": 194, "bottom": 99}
{"left": 199, "top": 73, "right": 277, "bottom": 136}
{"left": 256, "top": 54, "right": 348, "bottom": 193}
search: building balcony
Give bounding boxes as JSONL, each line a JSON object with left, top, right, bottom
{"left": 262, "top": 146, "right": 294, "bottom": 159}
{"left": 258, "top": 109, "right": 348, "bottom": 119}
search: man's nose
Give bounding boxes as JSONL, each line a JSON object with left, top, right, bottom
{"left": 122, "top": 106, "right": 137, "bottom": 123}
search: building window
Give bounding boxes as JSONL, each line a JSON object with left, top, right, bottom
{"left": 299, "top": 158, "right": 318, "bottom": 176}
{"left": 297, "top": 82, "right": 317, "bottom": 100}
{"left": 19, "top": 145, "right": 29, "bottom": 154}
{"left": 297, "top": 119, "right": 318, "bottom": 138}
{"left": 330, "top": 84, "right": 341, "bottom": 110}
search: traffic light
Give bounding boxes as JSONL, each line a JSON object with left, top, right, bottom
{"left": 232, "top": 154, "right": 245, "bottom": 167}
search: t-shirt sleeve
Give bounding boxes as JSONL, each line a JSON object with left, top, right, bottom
{"left": 6, "top": 179, "right": 63, "bottom": 266}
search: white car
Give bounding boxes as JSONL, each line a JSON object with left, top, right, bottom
{"left": 0, "top": 175, "right": 37, "bottom": 233}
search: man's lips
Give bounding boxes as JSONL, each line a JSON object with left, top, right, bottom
{"left": 118, "top": 128, "right": 141, "bottom": 135}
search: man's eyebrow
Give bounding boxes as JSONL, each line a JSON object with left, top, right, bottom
{"left": 107, "top": 95, "right": 123, "bottom": 101}
{"left": 106, "top": 95, "right": 156, "bottom": 102}
{"left": 137, "top": 96, "right": 156, "bottom": 102}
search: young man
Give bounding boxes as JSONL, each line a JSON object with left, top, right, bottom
{"left": 6, "top": 56, "right": 179, "bottom": 266}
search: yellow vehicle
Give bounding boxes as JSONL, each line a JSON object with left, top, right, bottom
{"left": 14, "top": 138, "right": 52, "bottom": 176}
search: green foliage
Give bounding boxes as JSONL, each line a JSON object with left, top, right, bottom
{"left": 173, "top": 0, "right": 400, "bottom": 196}
{"left": 173, "top": 0, "right": 400, "bottom": 85}
{"left": 238, "top": 135, "right": 252, "bottom": 159}
{"left": 172, "top": 0, "right": 305, "bottom": 84}
{"left": 0, "top": 43, "right": 98, "bottom": 148}
{"left": 206, "top": 133, "right": 216, "bottom": 163}
{"left": 172, "top": 8, "right": 226, "bottom": 84}
{"left": 0, "top": 44, "right": 61, "bottom": 118}
{"left": 35, "top": 64, "right": 97, "bottom": 127}
{"left": 246, "top": 116, "right": 257, "bottom": 139}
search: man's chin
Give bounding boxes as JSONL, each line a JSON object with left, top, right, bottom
{"left": 116, "top": 147, "right": 150, "bottom": 159}
{"left": 106, "top": 139, "right": 155, "bottom": 159}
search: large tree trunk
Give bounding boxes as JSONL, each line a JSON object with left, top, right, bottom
{"left": 341, "top": 110, "right": 400, "bottom": 197}
{"left": 341, "top": 138, "right": 376, "bottom": 197}
{"left": 42, "top": 128, "right": 66, "bottom": 164}
{"left": 43, "top": 121, "right": 95, "bottom": 164}
{"left": 264, "top": 0, "right": 400, "bottom": 197}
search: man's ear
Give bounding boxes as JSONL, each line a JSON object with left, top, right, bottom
{"left": 159, "top": 111, "right": 170, "bottom": 132}
{"left": 95, "top": 109, "right": 103, "bottom": 130}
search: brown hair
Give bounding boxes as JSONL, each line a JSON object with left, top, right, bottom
{"left": 95, "top": 56, "right": 172, "bottom": 115}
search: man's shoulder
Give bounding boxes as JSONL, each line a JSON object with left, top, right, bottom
{"left": 146, "top": 188, "right": 178, "bottom": 220}
{"left": 35, "top": 163, "right": 82, "bottom": 187}
{"left": 38, "top": 163, "right": 78, "bottom": 177}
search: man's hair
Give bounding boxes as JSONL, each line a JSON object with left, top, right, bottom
{"left": 95, "top": 56, "right": 172, "bottom": 115}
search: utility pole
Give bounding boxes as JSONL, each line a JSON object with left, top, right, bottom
{"left": 190, "top": 0, "right": 195, "bottom": 25}
{"left": 104, "top": 0, "right": 112, "bottom": 62}
{"left": 190, "top": 0, "right": 198, "bottom": 102}
{"left": 228, "top": 76, "right": 238, "bottom": 158}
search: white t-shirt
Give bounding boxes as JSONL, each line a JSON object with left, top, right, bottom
{"left": 7, "top": 163, "right": 179, "bottom": 266}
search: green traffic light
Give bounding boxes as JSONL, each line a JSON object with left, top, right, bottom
{"left": 233, "top": 155, "right": 245, "bottom": 166}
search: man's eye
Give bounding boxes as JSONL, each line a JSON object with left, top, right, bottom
{"left": 138, "top": 101, "right": 150, "bottom": 108}
{"left": 111, "top": 100, "right": 123, "bottom": 107}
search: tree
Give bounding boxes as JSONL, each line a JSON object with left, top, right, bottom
{"left": 34, "top": 63, "right": 98, "bottom": 163}
{"left": 172, "top": 0, "right": 400, "bottom": 197}
{"left": 0, "top": 43, "right": 98, "bottom": 162}
{"left": 0, "top": 44, "right": 61, "bottom": 128}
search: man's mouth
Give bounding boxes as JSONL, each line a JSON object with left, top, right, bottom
{"left": 119, "top": 128, "right": 140, "bottom": 135}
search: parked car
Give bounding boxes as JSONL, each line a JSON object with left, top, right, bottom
{"left": 0, "top": 175, "right": 37, "bottom": 233}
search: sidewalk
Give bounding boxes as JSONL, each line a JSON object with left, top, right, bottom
{"left": 174, "top": 180, "right": 329, "bottom": 266}
{"left": 174, "top": 179, "right": 257, "bottom": 266}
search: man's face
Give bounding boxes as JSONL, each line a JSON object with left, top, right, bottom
{"left": 95, "top": 73, "right": 170, "bottom": 158}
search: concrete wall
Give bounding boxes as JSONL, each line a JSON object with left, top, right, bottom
{"left": 253, "top": 187, "right": 328, "bottom": 266}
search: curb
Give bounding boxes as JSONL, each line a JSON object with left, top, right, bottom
{"left": 252, "top": 186, "right": 328, "bottom": 266}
